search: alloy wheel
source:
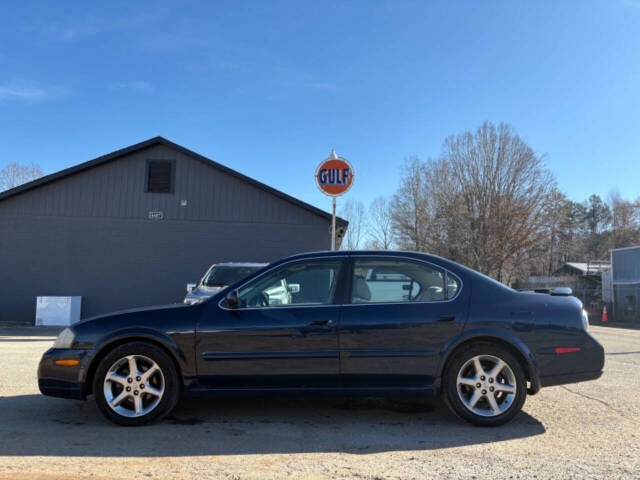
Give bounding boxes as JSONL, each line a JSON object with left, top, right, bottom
{"left": 456, "top": 354, "right": 517, "bottom": 417}
{"left": 103, "top": 354, "right": 165, "bottom": 418}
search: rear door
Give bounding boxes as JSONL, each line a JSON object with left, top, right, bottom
{"left": 338, "top": 256, "right": 468, "bottom": 387}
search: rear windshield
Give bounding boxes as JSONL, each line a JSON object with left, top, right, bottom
{"left": 203, "top": 266, "right": 262, "bottom": 287}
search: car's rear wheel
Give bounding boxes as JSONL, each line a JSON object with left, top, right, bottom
{"left": 93, "top": 342, "right": 179, "bottom": 426}
{"left": 443, "top": 343, "right": 526, "bottom": 426}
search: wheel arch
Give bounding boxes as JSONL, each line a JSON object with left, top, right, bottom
{"left": 439, "top": 330, "right": 541, "bottom": 395}
{"left": 84, "top": 331, "right": 185, "bottom": 397}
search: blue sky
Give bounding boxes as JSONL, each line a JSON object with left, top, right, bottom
{"left": 1, "top": 0, "right": 639, "bottom": 214}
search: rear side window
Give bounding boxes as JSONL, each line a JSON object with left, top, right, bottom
{"left": 351, "top": 258, "right": 458, "bottom": 304}
{"left": 447, "top": 275, "right": 460, "bottom": 299}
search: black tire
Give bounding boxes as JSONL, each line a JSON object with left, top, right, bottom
{"left": 93, "top": 342, "right": 180, "bottom": 426}
{"left": 443, "top": 342, "right": 527, "bottom": 427}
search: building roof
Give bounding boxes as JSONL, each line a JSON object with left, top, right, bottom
{"left": 556, "top": 262, "right": 610, "bottom": 275}
{"left": 610, "top": 245, "right": 640, "bottom": 253}
{"left": 0, "top": 136, "right": 347, "bottom": 227}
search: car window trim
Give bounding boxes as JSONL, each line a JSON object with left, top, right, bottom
{"left": 344, "top": 255, "right": 463, "bottom": 306}
{"left": 217, "top": 254, "right": 463, "bottom": 311}
{"left": 217, "top": 255, "right": 348, "bottom": 311}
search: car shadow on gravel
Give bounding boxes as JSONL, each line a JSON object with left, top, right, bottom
{"left": 0, "top": 394, "right": 545, "bottom": 457}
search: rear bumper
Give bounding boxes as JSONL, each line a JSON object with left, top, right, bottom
{"left": 536, "top": 331, "right": 605, "bottom": 389}
{"left": 539, "top": 369, "right": 603, "bottom": 388}
{"left": 38, "top": 348, "right": 89, "bottom": 400}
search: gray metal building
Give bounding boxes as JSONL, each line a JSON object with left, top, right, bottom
{"left": 610, "top": 246, "right": 640, "bottom": 323}
{"left": 0, "top": 137, "right": 346, "bottom": 323}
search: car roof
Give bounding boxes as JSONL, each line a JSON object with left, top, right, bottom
{"left": 287, "top": 249, "right": 446, "bottom": 261}
{"left": 285, "top": 249, "right": 462, "bottom": 269}
{"left": 210, "top": 262, "right": 269, "bottom": 267}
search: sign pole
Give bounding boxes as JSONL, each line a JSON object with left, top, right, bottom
{"left": 331, "top": 196, "right": 337, "bottom": 251}
{"left": 315, "top": 149, "right": 354, "bottom": 252}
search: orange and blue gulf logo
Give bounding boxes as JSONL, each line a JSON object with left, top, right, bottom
{"left": 315, "top": 157, "right": 355, "bottom": 196}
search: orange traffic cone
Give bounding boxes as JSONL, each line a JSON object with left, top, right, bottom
{"left": 602, "top": 305, "right": 609, "bottom": 323}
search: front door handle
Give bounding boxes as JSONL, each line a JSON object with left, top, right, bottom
{"left": 438, "top": 315, "right": 456, "bottom": 322}
{"left": 310, "top": 319, "right": 334, "bottom": 326}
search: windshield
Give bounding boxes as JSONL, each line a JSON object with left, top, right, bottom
{"left": 203, "top": 265, "right": 262, "bottom": 287}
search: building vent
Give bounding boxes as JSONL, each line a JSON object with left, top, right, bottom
{"left": 146, "top": 160, "right": 174, "bottom": 193}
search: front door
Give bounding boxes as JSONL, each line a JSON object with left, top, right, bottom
{"left": 196, "top": 257, "right": 345, "bottom": 388}
{"left": 339, "top": 256, "right": 468, "bottom": 387}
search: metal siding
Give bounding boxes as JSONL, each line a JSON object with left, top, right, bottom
{"left": 0, "top": 145, "right": 328, "bottom": 224}
{"left": 602, "top": 268, "right": 612, "bottom": 302}
{"left": 0, "top": 144, "right": 331, "bottom": 323}
{"left": 613, "top": 284, "right": 640, "bottom": 322}
{"left": 612, "top": 247, "right": 640, "bottom": 284}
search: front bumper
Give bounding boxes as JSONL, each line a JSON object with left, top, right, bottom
{"left": 38, "top": 348, "right": 90, "bottom": 400}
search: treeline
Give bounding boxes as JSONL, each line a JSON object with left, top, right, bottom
{"left": 340, "top": 121, "right": 640, "bottom": 284}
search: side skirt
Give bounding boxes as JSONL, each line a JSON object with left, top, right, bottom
{"left": 183, "top": 383, "right": 441, "bottom": 399}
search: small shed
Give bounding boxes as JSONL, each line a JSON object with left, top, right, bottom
{"left": 515, "top": 261, "right": 609, "bottom": 316}
{"left": 552, "top": 262, "right": 609, "bottom": 315}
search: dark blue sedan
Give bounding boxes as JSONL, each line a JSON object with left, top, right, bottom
{"left": 38, "top": 251, "right": 604, "bottom": 426}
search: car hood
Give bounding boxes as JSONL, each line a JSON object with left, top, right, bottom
{"left": 75, "top": 302, "right": 190, "bottom": 326}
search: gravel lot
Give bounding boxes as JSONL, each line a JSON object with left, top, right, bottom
{"left": 0, "top": 325, "right": 638, "bottom": 480}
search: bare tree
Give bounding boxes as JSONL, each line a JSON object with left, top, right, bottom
{"left": 609, "top": 189, "right": 640, "bottom": 249}
{"left": 368, "top": 196, "right": 394, "bottom": 249}
{"left": 432, "top": 122, "right": 554, "bottom": 281}
{"left": 388, "top": 122, "right": 554, "bottom": 282}
{"left": 390, "top": 157, "right": 431, "bottom": 251}
{"left": 0, "top": 162, "right": 43, "bottom": 191}
{"left": 538, "top": 189, "right": 576, "bottom": 276}
{"left": 339, "top": 199, "right": 367, "bottom": 250}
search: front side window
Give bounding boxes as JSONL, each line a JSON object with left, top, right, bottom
{"left": 237, "top": 259, "right": 342, "bottom": 308}
{"left": 351, "top": 258, "right": 457, "bottom": 304}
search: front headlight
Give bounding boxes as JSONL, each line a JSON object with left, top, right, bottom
{"left": 581, "top": 309, "right": 589, "bottom": 331}
{"left": 53, "top": 328, "right": 76, "bottom": 349}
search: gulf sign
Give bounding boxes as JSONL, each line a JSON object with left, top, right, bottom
{"left": 315, "top": 154, "right": 355, "bottom": 196}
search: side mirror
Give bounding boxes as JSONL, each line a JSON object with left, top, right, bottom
{"left": 287, "top": 283, "right": 300, "bottom": 294}
{"left": 224, "top": 289, "right": 239, "bottom": 309}
{"left": 186, "top": 283, "right": 197, "bottom": 293}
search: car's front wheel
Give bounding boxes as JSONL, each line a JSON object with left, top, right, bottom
{"left": 443, "top": 343, "right": 526, "bottom": 426}
{"left": 93, "top": 342, "right": 180, "bottom": 426}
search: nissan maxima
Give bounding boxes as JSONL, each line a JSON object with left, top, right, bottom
{"left": 38, "top": 251, "right": 604, "bottom": 426}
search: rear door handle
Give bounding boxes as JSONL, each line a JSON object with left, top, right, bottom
{"left": 310, "top": 319, "right": 334, "bottom": 326}
{"left": 438, "top": 315, "right": 456, "bottom": 322}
